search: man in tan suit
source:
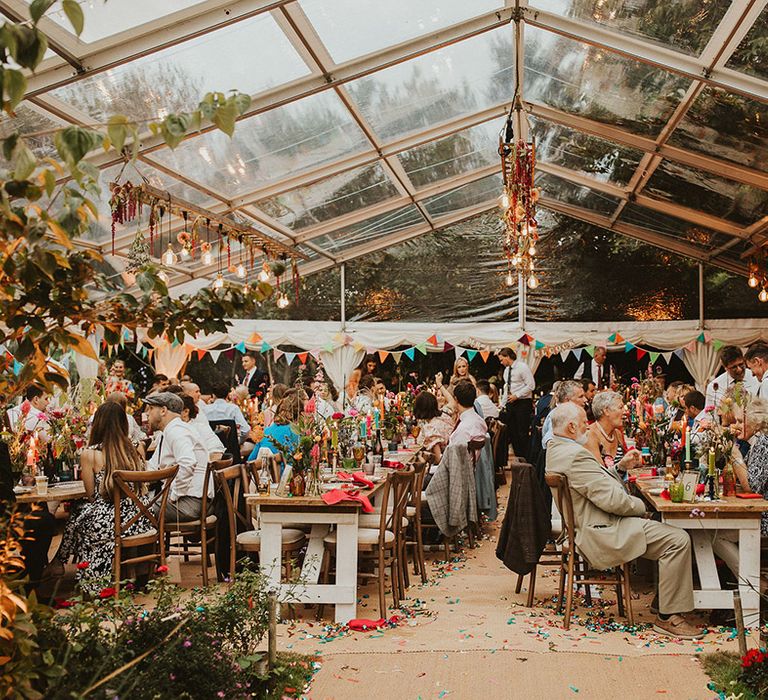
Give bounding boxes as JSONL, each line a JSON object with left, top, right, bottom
{"left": 546, "top": 403, "right": 702, "bottom": 639}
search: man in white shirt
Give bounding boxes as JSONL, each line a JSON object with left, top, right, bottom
{"left": 474, "top": 379, "right": 499, "bottom": 419}
{"left": 203, "top": 382, "right": 251, "bottom": 441}
{"left": 573, "top": 346, "right": 609, "bottom": 390}
{"left": 179, "top": 393, "right": 225, "bottom": 460}
{"left": 8, "top": 385, "right": 51, "bottom": 442}
{"left": 498, "top": 347, "right": 536, "bottom": 460}
{"left": 705, "top": 345, "right": 759, "bottom": 409}
{"left": 745, "top": 342, "right": 768, "bottom": 399}
{"left": 449, "top": 381, "right": 488, "bottom": 447}
{"left": 145, "top": 392, "right": 211, "bottom": 522}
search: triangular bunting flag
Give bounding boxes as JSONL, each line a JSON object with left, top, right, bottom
{"left": 353, "top": 341, "right": 365, "bottom": 352}
{"left": 261, "top": 341, "right": 272, "bottom": 352}
{"left": 636, "top": 348, "right": 647, "bottom": 360}
{"left": 572, "top": 348, "right": 583, "bottom": 361}
{"left": 12, "top": 360, "right": 22, "bottom": 375}
{"left": 443, "top": 341, "right": 454, "bottom": 352}
{"left": 685, "top": 339, "right": 697, "bottom": 352}
{"left": 323, "top": 341, "right": 335, "bottom": 353}
{"left": 210, "top": 349, "right": 221, "bottom": 363}
{"left": 560, "top": 350, "right": 570, "bottom": 362}
{"left": 140, "top": 345, "right": 148, "bottom": 359}
{"left": 713, "top": 339, "right": 724, "bottom": 352}
{"left": 119, "top": 333, "right": 125, "bottom": 349}
{"left": 332, "top": 332, "right": 345, "bottom": 344}
{"left": 248, "top": 332, "right": 262, "bottom": 344}
{"left": 454, "top": 347, "right": 465, "bottom": 359}
{"left": 674, "top": 349, "right": 685, "bottom": 359}
{"left": 378, "top": 350, "right": 389, "bottom": 363}
{"left": 615, "top": 333, "right": 624, "bottom": 344}
{"left": 467, "top": 349, "right": 478, "bottom": 362}
{"left": 285, "top": 352, "right": 296, "bottom": 365}
{"left": 649, "top": 352, "right": 660, "bottom": 364}
{"left": 661, "top": 352, "right": 672, "bottom": 364}
{"left": 273, "top": 349, "right": 284, "bottom": 361}
{"left": 534, "top": 340, "right": 545, "bottom": 350}
{"left": 196, "top": 349, "right": 207, "bottom": 361}
{"left": 171, "top": 338, "right": 180, "bottom": 348}
{"left": 297, "top": 352, "right": 308, "bottom": 364}
{"left": 235, "top": 341, "right": 246, "bottom": 353}
{"left": 344, "top": 334, "right": 354, "bottom": 346}
{"left": 697, "top": 332, "right": 706, "bottom": 343}
{"left": 391, "top": 351, "right": 403, "bottom": 364}
{"left": 624, "top": 341, "right": 635, "bottom": 353}
{"left": 480, "top": 351, "right": 490, "bottom": 363}
{"left": 427, "top": 334, "right": 438, "bottom": 346}
{"left": 404, "top": 347, "right": 415, "bottom": 361}
{"left": 224, "top": 348, "right": 235, "bottom": 360}
{"left": 518, "top": 334, "right": 531, "bottom": 346}
{"left": 585, "top": 346, "right": 595, "bottom": 358}
{"left": 608, "top": 332, "right": 617, "bottom": 343}
{"left": 122, "top": 328, "right": 132, "bottom": 341}
{"left": 415, "top": 343, "right": 427, "bottom": 356}
{"left": 136, "top": 340, "right": 144, "bottom": 354}
{"left": 309, "top": 349, "right": 321, "bottom": 360}
{"left": 147, "top": 349, "right": 154, "bottom": 361}
{"left": 366, "top": 347, "right": 376, "bottom": 355}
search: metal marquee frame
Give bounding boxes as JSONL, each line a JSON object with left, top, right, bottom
{"left": 3, "top": 0, "right": 768, "bottom": 294}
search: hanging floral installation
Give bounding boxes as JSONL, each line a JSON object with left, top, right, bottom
{"left": 108, "top": 181, "right": 306, "bottom": 307}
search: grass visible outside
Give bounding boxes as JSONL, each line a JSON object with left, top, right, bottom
{"left": 701, "top": 651, "right": 759, "bottom": 700}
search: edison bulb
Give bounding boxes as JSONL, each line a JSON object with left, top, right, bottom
{"left": 529, "top": 244, "right": 536, "bottom": 256}
{"left": 162, "top": 244, "right": 177, "bottom": 266}
{"left": 236, "top": 262, "right": 247, "bottom": 279}
{"left": 527, "top": 275, "right": 539, "bottom": 290}
{"left": 258, "top": 265, "right": 270, "bottom": 283}
{"left": 212, "top": 273, "right": 224, "bottom": 290}
{"left": 505, "top": 272, "right": 514, "bottom": 287}
{"left": 498, "top": 192, "right": 510, "bottom": 209}
{"left": 277, "top": 293, "right": 290, "bottom": 309}
{"left": 179, "top": 247, "right": 190, "bottom": 260}
{"left": 760, "top": 288, "right": 768, "bottom": 303}
{"left": 202, "top": 250, "right": 213, "bottom": 265}
{"left": 242, "top": 282, "right": 250, "bottom": 294}
{"left": 511, "top": 255, "right": 520, "bottom": 266}
{"left": 748, "top": 274, "right": 759, "bottom": 288}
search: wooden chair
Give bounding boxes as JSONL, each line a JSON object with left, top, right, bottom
{"left": 214, "top": 463, "right": 306, "bottom": 581}
{"left": 546, "top": 472, "right": 633, "bottom": 630}
{"left": 165, "top": 458, "right": 232, "bottom": 586}
{"left": 321, "top": 471, "right": 410, "bottom": 618}
{"left": 112, "top": 464, "right": 178, "bottom": 590}
{"left": 404, "top": 459, "right": 429, "bottom": 584}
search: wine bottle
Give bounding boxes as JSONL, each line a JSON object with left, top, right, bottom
{"left": 372, "top": 429, "right": 384, "bottom": 470}
{"left": 258, "top": 457, "right": 271, "bottom": 495}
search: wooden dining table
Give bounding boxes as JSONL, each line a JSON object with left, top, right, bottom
{"left": 14, "top": 480, "right": 87, "bottom": 505}
{"left": 633, "top": 477, "right": 768, "bottom": 628}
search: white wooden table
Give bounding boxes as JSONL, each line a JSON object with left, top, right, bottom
{"left": 636, "top": 482, "right": 768, "bottom": 628}
{"left": 245, "top": 480, "right": 386, "bottom": 623}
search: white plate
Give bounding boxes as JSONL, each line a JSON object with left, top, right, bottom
{"left": 648, "top": 487, "right": 664, "bottom": 496}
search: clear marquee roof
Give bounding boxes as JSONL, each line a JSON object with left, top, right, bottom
{"left": 3, "top": 0, "right": 768, "bottom": 295}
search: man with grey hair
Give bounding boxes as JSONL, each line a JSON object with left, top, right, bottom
{"left": 547, "top": 403, "right": 702, "bottom": 639}
{"left": 145, "top": 392, "right": 211, "bottom": 523}
{"left": 540, "top": 380, "right": 585, "bottom": 450}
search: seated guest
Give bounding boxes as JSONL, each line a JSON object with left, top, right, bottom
{"left": 263, "top": 383, "right": 289, "bottom": 426}
{"left": 361, "top": 354, "right": 378, "bottom": 378}
{"left": 181, "top": 381, "right": 207, "bottom": 417}
{"left": 541, "top": 380, "right": 586, "bottom": 451}
{"left": 449, "top": 357, "right": 477, "bottom": 391}
{"left": 488, "top": 381, "right": 500, "bottom": 405}
{"left": 105, "top": 359, "right": 135, "bottom": 397}
{"left": 180, "top": 394, "right": 224, "bottom": 461}
{"left": 475, "top": 379, "right": 499, "bottom": 419}
{"left": 585, "top": 391, "right": 642, "bottom": 473}
{"left": 448, "top": 380, "right": 487, "bottom": 448}
{"left": 148, "top": 373, "right": 170, "bottom": 395}
{"left": 204, "top": 382, "right": 251, "bottom": 443}
{"left": 581, "top": 379, "right": 596, "bottom": 422}
{"left": 413, "top": 391, "right": 453, "bottom": 462}
{"left": 312, "top": 381, "right": 337, "bottom": 420}
{"left": 706, "top": 345, "right": 759, "bottom": 409}
{"left": 341, "top": 369, "right": 362, "bottom": 411}
{"left": 106, "top": 391, "right": 146, "bottom": 451}
{"left": 546, "top": 403, "right": 702, "bottom": 639}
{"left": 682, "top": 390, "right": 712, "bottom": 455}
{"left": 145, "top": 392, "right": 210, "bottom": 523}
{"left": 247, "top": 390, "right": 302, "bottom": 468}
{"left": 7, "top": 385, "right": 51, "bottom": 442}
{"left": 355, "top": 374, "right": 375, "bottom": 413}
{"left": 745, "top": 342, "right": 768, "bottom": 399}
{"left": 56, "top": 401, "right": 150, "bottom": 593}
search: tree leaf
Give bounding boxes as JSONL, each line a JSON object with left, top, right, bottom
{"left": 13, "top": 142, "right": 36, "bottom": 180}
{"left": 67, "top": 332, "right": 97, "bottom": 360}
{"left": 53, "top": 126, "right": 104, "bottom": 169}
{"left": 28, "top": 0, "right": 56, "bottom": 24}
{"left": 61, "top": 0, "right": 84, "bottom": 36}
{"left": 4, "top": 68, "right": 27, "bottom": 111}
{"left": 212, "top": 99, "right": 237, "bottom": 137}
{"left": 42, "top": 168, "right": 56, "bottom": 197}
{"left": 106, "top": 115, "right": 129, "bottom": 154}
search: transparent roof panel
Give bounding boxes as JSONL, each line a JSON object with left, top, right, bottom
{"left": 619, "top": 203, "right": 722, "bottom": 249}
{"left": 151, "top": 91, "right": 369, "bottom": 196}
{"left": 536, "top": 171, "right": 621, "bottom": 216}
{"left": 531, "top": 116, "right": 643, "bottom": 186}
{"left": 668, "top": 87, "right": 768, "bottom": 173}
{"left": 347, "top": 27, "right": 513, "bottom": 142}
{"left": 0, "top": 102, "right": 62, "bottom": 161}
{"left": 398, "top": 119, "right": 499, "bottom": 189}
{"left": 530, "top": 0, "right": 732, "bottom": 55}
{"left": 725, "top": 7, "right": 768, "bottom": 82}
{"left": 38, "top": 0, "right": 211, "bottom": 44}
{"left": 252, "top": 163, "right": 399, "bottom": 231}
{"left": 51, "top": 13, "right": 310, "bottom": 122}
{"left": 644, "top": 160, "right": 768, "bottom": 226}
{"left": 310, "top": 205, "right": 424, "bottom": 255}
{"left": 525, "top": 25, "right": 690, "bottom": 137}
{"left": 300, "top": 0, "right": 503, "bottom": 64}
{"left": 422, "top": 172, "right": 502, "bottom": 218}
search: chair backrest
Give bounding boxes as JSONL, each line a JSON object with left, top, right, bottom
{"left": 203, "top": 457, "right": 233, "bottom": 522}
{"left": 545, "top": 472, "right": 575, "bottom": 550}
{"left": 409, "top": 460, "right": 428, "bottom": 509}
{"left": 212, "top": 463, "right": 249, "bottom": 576}
{"left": 383, "top": 469, "right": 413, "bottom": 546}
{"left": 214, "top": 425, "right": 232, "bottom": 441}
{"left": 209, "top": 419, "right": 241, "bottom": 464}
{"left": 112, "top": 464, "right": 179, "bottom": 541}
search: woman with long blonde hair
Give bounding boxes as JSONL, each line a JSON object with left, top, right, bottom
{"left": 449, "top": 357, "right": 476, "bottom": 392}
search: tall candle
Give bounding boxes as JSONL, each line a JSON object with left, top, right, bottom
{"left": 374, "top": 407, "right": 380, "bottom": 431}
{"left": 708, "top": 448, "right": 716, "bottom": 475}
{"left": 26, "top": 435, "right": 36, "bottom": 467}
{"left": 331, "top": 426, "right": 338, "bottom": 450}
{"left": 684, "top": 423, "right": 691, "bottom": 462}
{"left": 360, "top": 420, "right": 367, "bottom": 440}
{"left": 366, "top": 410, "right": 372, "bottom": 431}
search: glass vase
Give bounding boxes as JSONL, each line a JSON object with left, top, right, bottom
{"left": 289, "top": 471, "right": 306, "bottom": 497}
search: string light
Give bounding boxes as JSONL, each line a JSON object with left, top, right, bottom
{"left": 749, "top": 273, "right": 759, "bottom": 288}
{"left": 201, "top": 248, "right": 213, "bottom": 265}
{"left": 162, "top": 243, "right": 177, "bottom": 266}
{"left": 236, "top": 261, "right": 247, "bottom": 278}
{"left": 760, "top": 288, "right": 768, "bottom": 303}
{"left": 527, "top": 275, "right": 539, "bottom": 290}
{"left": 505, "top": 272, "right": 515, "bottom": 287}
{"left": 212, "top": 273, "right": 224, "bottom": 290}
{"left": 748, "top": 257, "right": 768, "bottom": 301}
{"left": 277, "top": 292, "right": 290, "bottom": 309}
{"left": 258, "top": 262, "right": 271, "bottom": 283}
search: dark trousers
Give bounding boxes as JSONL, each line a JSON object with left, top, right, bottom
{"left": 21, "top": 507, "right": 55, "bottom": 588}
{"left": 505, "top": 398, "right": 533, "bottom": 461}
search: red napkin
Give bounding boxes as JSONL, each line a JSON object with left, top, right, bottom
{"left": 351, "top": 471, "right": 374, "bottom": 489}
{"left": 321, "top": 488, "right": 375, "bottom": 513}
{"left": 660, "top": 489, "right": 671, "bottom": 500}
{"left": 383, "top": 460, "right": 406, "bottom": 470}
{"left": 348, "top": 618, "right": 386, "bottom": 631}
{"left": 335, "top": 470, "right": 354, "bottom": 481}
{"left": 695, "top": 483, "right": 706, "bottom": 495}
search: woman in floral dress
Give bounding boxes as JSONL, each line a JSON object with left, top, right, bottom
{"left": 56, "top": 402, "right": 150, "bottom": 594}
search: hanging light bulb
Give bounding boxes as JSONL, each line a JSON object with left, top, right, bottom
{"left": 180, "top": 246, "right": 190, "bottom": 260}
{"left": 162, "top": 243, "right": 177, "bottom": 266}
{"left": 505, "top": 272, "right": 515, "bottom": 287}
{"left": 242, "top": 282, "right": 250, "bottom": 294}
{"left": 748, "top": 274, "right": 759, "bottom": 288}
{"left": 277, "top": 292, "right": 290, "bottom": 309}
{"left": 498, "top": 192, "right": 510, "bottom": 209}
{"left": 202, "top": 249, "right": 213, "bottom": 265}
{"left": 157, "top": 270, "right": 168, "bottom": 283}
{"left": 527, "top": 275, "right": 539, "bottom": 290}
{"left": 529, "top": 244, "right": 537, "bottom": 256}
{"left": 212, "top": 273, "right": 224, "bottom": 290}
{"left": 511, "top": 255, "right": 520, "bottom": 266}
{"left": 258, "top": 262, "right": 271, "bottom": 283}
{"left": 529, "top": 260, "right": 535, "bottom": 271}
{"left": 760, "top": 288, "right": 768, "bottom": 303}
{"left": 236, "top": 262, "right": 247, "bottom": 279}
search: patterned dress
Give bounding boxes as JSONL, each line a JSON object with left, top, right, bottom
{"left": 747, "top": 433, "right": 768, "bottom": 535}
{"left": 58, "top": 465, "right": 152, "bottom": 594}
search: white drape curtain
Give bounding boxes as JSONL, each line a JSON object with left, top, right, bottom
{"left": 521, "top": 348, "right": 542, "bottom": 375}
{"left": 682, "top": 344, "right": 722, "bottom": 392}
{"left": 320, "top": 346, "right": 365, "bottom": 396}
{"left": 72, "top": 331, "right": 101, "bottom": 380}
{"left": 151, "top": 343, "right": 189, "bottom": 380}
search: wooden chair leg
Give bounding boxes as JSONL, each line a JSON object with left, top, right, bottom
{"left": 444, "top": 537, "right": 451, "bottom": 562}
{"left": 615, "top": 572, "right": 625, "bottom": 618}
{"left": 557, "top": 561, "right": 566, "bottom": 613}
{"left": 515, "top": 574, "right": 524, "bottom": 594}
{"left": 377, "top": 550, "right": 387, "bottom": 619}
{"left": 526, "top": 565, "right": 537, "bottom": 608}
{"left": 400, "top": 536, "right": 410, "bottom": 592}
{"left": 467, "top": 524, "right": 475, "bottom": 548}
{"left": 390, "top": 556, "right": 401, "bottom": 610}
{"left": 415, "top": 516, "right": 427, "bottom": 583}
{"left": 564, "top": 556, "right": 575, "bottom": 630}
{"left": 622, "top": 564, "right": 634, "bottom": 625}
{"left": 200, "top": 528, "right": 209, "bottom": 587}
